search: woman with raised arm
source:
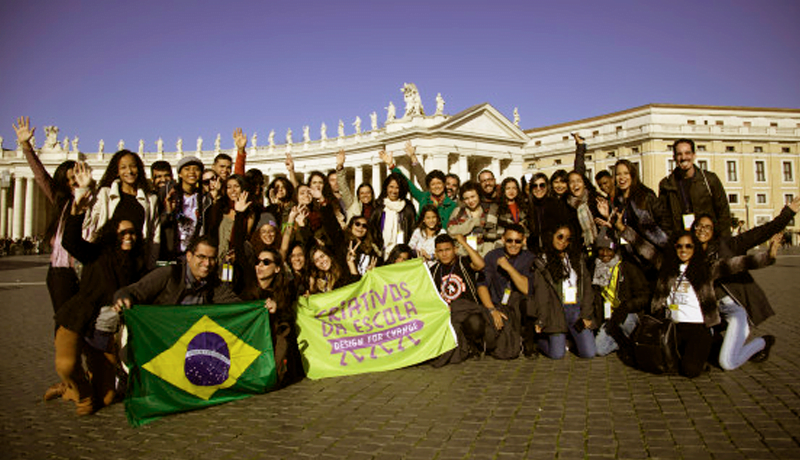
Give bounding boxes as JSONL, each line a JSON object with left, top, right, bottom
{"left": 55, "top": 166, "right": 146, "bottom": 414}
{"left": 335, "top": 148, "right": 377, "bottom": 223}
{"left": 367, "top": 172, "right": 416, "bottom": 260}
{"left": 615, "top": 215, "right": 781, "bottom": 377}
{"left": 321, "top": 198, "right": 381, "bottom": 276}
{"left": 214, "top": 174, "right": 255, "bottom": 269}
{"left": 691, "top": 194, "right": 799, "bottom": 369}
{"left": 14, "top": 116, "right": 81, "bottom": 401}
{"left": 526, "top": 173, "right": 574, "bottom": 254}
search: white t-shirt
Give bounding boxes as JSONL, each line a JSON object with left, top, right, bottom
{"left": 668, "top": 264, "right": 704, "bottom": 323}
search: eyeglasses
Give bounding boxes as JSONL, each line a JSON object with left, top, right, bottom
{"left": 555, "top": 234, "right": 571, "bottom": 241}
{"left": 675, "top": 243, "right": 694, "bottom": 250}
{"left": 193, "top": 254, "right": 216, "bottom": 264}
{"left": 257, "top": 258, "right": 275, "bottom": 267}
{"left": 353, "top": 221, "right": 367, "bottom": 228}
{"left": 505, "top": 238, "right": 523, "bottom": 244}
{"left": 532, "top": 183, "right": 547, "bottom": 189}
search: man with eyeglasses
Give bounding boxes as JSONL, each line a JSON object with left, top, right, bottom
{"left": 477, "top": 224, "right": 535, "bottom": 358}
{"left": 478, "top": 170, "right": 499, "bottom": 211}
{"left": 114, "top": 236, "right": 240, "bottom": 308}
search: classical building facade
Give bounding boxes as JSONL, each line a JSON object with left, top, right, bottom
{"left": 1, "top": 97, "right": 798, "bottom": 242}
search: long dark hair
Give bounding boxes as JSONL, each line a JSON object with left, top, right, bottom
{"left": 499, "top": 177, "right": 525, "bottom": 214}
{"left": 345, "top": 216, "right": 379, "bottom": 256}
{"left": 222, "top": 174, "right": 249, "bottom": 214}
{"left": 45, "top": 160, "right": 77, "bottom": 242}
{"left": 377, "top": 173, "right": 409, "bottom": 202}
{"left": 97, "top": 217, "right": 145, "bottom": 283}
{"left": 549, "top": 169, "right": 568, "bottom": 198}
{"left": 542, "top": 224, "right": 581, "bottom": 283}
{"left": 267, "top": 176, "right": 295, "bottom": 205}
{"left": 660, "top": 231, "right": 710, "bottom": 288}
{"left": 416, "top": 204, "right": 442, "bottom": 234}
{"left": 614, "top": 160, "right": 650, "bottom": 208}
{"left": 250, "top": 248, "right": 294, "bottom": 312}
{"left": 308, "top": 245, "right": 343, "bottom": 294}
{"left": 98, "top": 150, "right": 150, "bottom": 193}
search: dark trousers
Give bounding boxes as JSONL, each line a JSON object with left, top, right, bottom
{"left": 676, "top": 322, "right": 713, "bottom": 378}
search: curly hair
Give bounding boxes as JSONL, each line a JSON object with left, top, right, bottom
{"left": 378, "top": 173, "right": 409, "bottom": 201}
{"left": 98, "top": 150, "right": 151, "bottom": 194}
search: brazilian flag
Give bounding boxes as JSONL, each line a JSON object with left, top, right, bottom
{"left": 123, "top": 301, "right": 276, "bottom": 427}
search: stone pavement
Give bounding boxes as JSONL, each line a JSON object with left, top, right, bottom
{"left": 1, "top": 254, "right": 799, "bottom": 460}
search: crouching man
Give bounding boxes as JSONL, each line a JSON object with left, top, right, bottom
{"left": 429, "top": 233, "right": 487, "bottom": 367}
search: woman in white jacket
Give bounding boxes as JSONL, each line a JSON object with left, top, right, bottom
{"left": 82, "top": 150, "right": 159, "bottom": 266}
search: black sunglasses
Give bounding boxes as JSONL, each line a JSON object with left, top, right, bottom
{"left": 555, "top": 234, "right": 571, "bottom": 241}
{"left": 505, "top": 238, "right": 523, "bottom": 244}
{"left": 257, "top": 258, "right": 275, "bottom": 267}
{"left": 532, "top": 183, "right": 547, "bottom": 189}
{"left": 202, "top": 178, "right": 217, "bottom": 185}
{"left": 353, "top": 221, "right": 367, "bottom": 228}
{"left": 675, "top": 243, "right": 694, "bottom": 250}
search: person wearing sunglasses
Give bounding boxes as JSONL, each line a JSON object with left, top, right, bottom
{"left": 241, "top": 248, "right": 304, "bottom": 387}
{"left": 615, "top": 216, "right": 781, "bottom": 378}
{"left": 321, "top": 196, "right": 382, "bottom": 277}
{"left": 526, "top": 172, "right": 573, "bottom": 254}
{"left": 478, "top": 224, "right": 535, "bottom": 358}
{"left": 690, "top": 194, "right": 799, "bottom": 370}
{"left": 531, "top": 225, "right": 597, "bottom": 360}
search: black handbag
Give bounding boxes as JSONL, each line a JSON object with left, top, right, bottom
{"left": 631, "top": 312, "right": 680, "bottom": 374}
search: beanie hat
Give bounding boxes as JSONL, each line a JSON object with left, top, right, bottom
{"left": 177, "top": 156, "right": 204, "bottom": 174}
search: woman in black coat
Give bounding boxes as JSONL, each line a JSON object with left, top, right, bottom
{"left": 368, "top": 173, "right": 416, "bottom": 259}
{"left": 526, "top": 173, "right": 576, "bottom": 254}
{"left": 55, "top": 184, "right": 146, "bottom": 414}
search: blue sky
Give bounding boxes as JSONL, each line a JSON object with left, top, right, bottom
{"left": 1, "top": 0, "right": 798, "bottom": 151}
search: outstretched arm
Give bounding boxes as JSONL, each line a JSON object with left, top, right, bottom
{"left": 14, "top": 116, "right": 58, "bottom": 204}
{"left": 285, "top": 152, "right": 299, "bottom": 189}
{"left": 405, "top": 141, "right": 428, "bottom": 192}
{"left": 572, "top": 133, "right": 586, "bottom": 177}
{"left": 233, "top": 128, "right": 247, "bottom": 176}
{"left": 336, "top": 149, "right": 355, "bottom": 208}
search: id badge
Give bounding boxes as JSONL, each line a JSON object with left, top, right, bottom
{"left": 221, "top": 263, "right": 233, "bottom": 282}
{"left": 564, "top": 286, "right": 578, "bottom": 304}
{"left": 501, "top": 287, "right": 511, "bottom": 306}
{"left": 682, "top": 213, "right": 695, "bottom": 231}
{"left": 396, "top": 230, "right": 405, "bottom": 244}
{"left": 604, "top": 301, "right": 612, "bottom": 319}
{"left": 467, "top": 235, "right": 478, "bottom": 250}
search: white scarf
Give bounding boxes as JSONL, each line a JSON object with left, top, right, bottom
{"left": 382, "top": 198, "right": 406, "bottom": 258}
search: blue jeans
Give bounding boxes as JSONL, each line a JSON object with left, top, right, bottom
{"left": 538, "top": 304, "right": 596, "bottom": 359}
{"left": 718, "top": 295, "right": 765, "bottom": 370}
{"left": 595, "top": 313, "right": 639, "bottom": 356}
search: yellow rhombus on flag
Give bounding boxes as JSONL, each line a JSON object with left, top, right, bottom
{"left": 143, "top": 315, "right": 261, "bottom": 400}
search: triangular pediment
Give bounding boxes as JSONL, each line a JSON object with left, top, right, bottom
{"left": 433, "top": 103, "right": 529, "bottom": 142}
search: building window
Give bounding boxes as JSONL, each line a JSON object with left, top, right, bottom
{"left": 607, "top": 151, "right": 616, "bottom": 158}
{"left": 754, "top": 146, "right": 763, "bottom": 153}
{"left": 631, "top": 147, "right": 640, "bottom": 154}
{"left": 586, "top": 155, "right": 593, "bottom": 161}
{"left": 592, "top": 130, "right": 600, "bottom": 137}
{"left": 743, "top": 121, "right": 752, "bottom": 127}
{"left": 786, "top": 194, "right": 795, "bottom": 205}
{"left": 756, "top": 194, "right": 767, "bottom": 204}
{"left": 770, "top": 122, "right": 778, "bottom": 128}
{"left": 782, "top": 147, "right": 791, "bottom": 153}
{"left": 697, "top": 145, "right": 706, "bottom": 152}
{"left": 755, "top": 161, "right": 766, "bottom": 182}
{"left": 687, "top": 120, "right": 696, "bottom": 125}
{"left": 616, "top": 125, "right": 623, "bottom": 132}
{"left": 698, "top": 160, "right": 708, "bottom": 171}
{"left": 716, "top": 121, "right": 724, "bottom": 126}
{"left": 727, "top": 161, "right": 738, "bottom": 182}
{"left": 562, "top": 136, "right": 569, "bottom": 141}
{"left": 535, "top": 140, "right": 542, "bottom": 146}
{"left": 728, "top": 194, "right": 739, "bottom": 204}
{"left": 586, "top": 168, "right": 593, "bottom": 180}
{"left": 725, "top": 146, "right": 735, "bottom": 152}
{"left": 554, "top": 159, "right": 562, "bottom": 165}
{"left": 784, "top": 161, "right": 794, "bottom": 181}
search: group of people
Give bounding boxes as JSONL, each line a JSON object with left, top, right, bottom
{"left": 15, "top": 114, "right": 796, "bottom": 417}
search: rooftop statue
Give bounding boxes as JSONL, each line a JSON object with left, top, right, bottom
{"left": 321, "top": 122, "right": 328, "bottom": 140}
{"left": 303, "top": 125, "right": 310, "bottom": 143}
{"left": 370, "top": 112, "right": 378, "bottom": 131}
{"left": 338, "top": 120, "right": 345, "bottom": 138}
{"left": 385, "top": 101, "right": 396, "bottom": 122}
{"left": 353, "top": 116, "right": 361, "bottom": 134}
{"left": 435, "top": 93, "right": 445, "bottom": 115}
{"left": 401, "top": 83, "right": 424, "bottom": 117}
{"left": 268, "top": 130, "right": 275, "bottom": 147}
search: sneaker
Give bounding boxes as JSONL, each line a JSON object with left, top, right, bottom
{"left": 750, "top": 335, "right": 776, "bottom": 363}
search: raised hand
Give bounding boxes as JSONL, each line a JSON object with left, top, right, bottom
{"left": 379, "top": 149, "right": 394, "bottom": 168}
{"left": 404, "top": 140, "right": 418, "bottom": 163}
{"left": 233, "top": 128, "right": 247, "bottom": 150}
{"left": 594, "top": 217, "right": 612, "bottom": 228}
{"left": 164, "top": 187, "right": 177, "bottom": 214}
{"left": 71, "top": 188, "right": 93, "bottom": 215}
{"left": 285, "top": 152, "right": 295, "bottom": 172}
{"left": 769, "top": 232, "right": 783, "bottom": 258}
{"left": 13, "top": 116, "right": 35, "bottom": 146}
{"left": 73, "top": 161, "right": 93, "bottom": 188}
{"left": 336, "top": 149, "right": 346, "bottom": 169}
{"left": 789, "top": 193, "right": 800, "bottom": 213}
{"left": 234, "top": 191, "right": 251, "bottom": 212}
{"left": 295, "top": 204, "right": 308, "bottom": 227}
{"left": 613, "top": 211, "right": 625, "bottom": 232}
{"left": 596, "top": 197, "right": 610, "bottom": 218}
{"left": 571, "top": 132, "right": 585, "bottom": 144}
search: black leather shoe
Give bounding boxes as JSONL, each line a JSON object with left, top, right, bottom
{"left": 750, "top": 335, "right": 776, "bottom": 363}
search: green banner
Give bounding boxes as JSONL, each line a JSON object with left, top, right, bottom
{"left": 296, "top": 258, "right": 457, "bottom": 379}
{"left": 123, "top": 301, "right": 276, "bottom": 427}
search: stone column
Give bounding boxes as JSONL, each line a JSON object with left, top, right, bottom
{"left": 458, "top": 154, "right": 469, "bottom": 181}
{"left": 354, "top": 165, "right": 364, "bottom": 188}
{"left": 490, "top": 157, "right": 501, "bottom": 179}
{"left": 371, "top": 160, "right": 382, "bottom": 196}
{"left": 0, "top": 186, "right": 7, "bottom": 238}
{"left": 24, "top": 177, "right": 35, "bottom": 238}
{"left": 12, "top": 176, "right": 24, "bottom": 240}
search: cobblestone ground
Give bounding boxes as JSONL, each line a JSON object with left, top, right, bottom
{"left": 1, "top": 254, "right": 799, "bottom": 460}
